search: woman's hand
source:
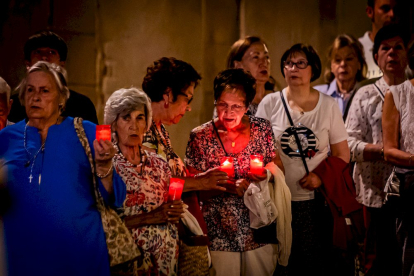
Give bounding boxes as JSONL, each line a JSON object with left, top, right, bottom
{"left": 226, "top": 178, "right": 250, "bottom": 197}
{"left": 195, "top": 167, "right": 231, "bottom": 192}
{"left": 93, "top": 139, "right": 116, "bottom": 193}
{"left": 124, "top": 200, "right": 186, "bottom": 228}
{"left": 248, "top": 169, "right": 268, "bottom": 183}
{"left": 299, "top": 172, "right": 322, "bottom": 191}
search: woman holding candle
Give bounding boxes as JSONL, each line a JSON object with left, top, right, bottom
{"left": 142, "top": 57, "right": 230, "bottom": 275}
{"left": 104, "top": 87, "right": 185, "bottom": 275}
{"left": 0, "top": 61, "right": 121, "bottom": 276}
{"left": 256, "top": 44, "right": 350, "bottom": 276}
{"left": 185, "top": 68, "right": 284, "bottom": 276}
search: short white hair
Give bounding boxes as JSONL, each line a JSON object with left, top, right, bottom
{"left": 18, "top": 61, "right": 70, "bottom": 108}
{"left": 0, "top": 77, "right": 11, "bottom": 102}
{"left": 104, "top": 87, "right": 152, "bottom": 131}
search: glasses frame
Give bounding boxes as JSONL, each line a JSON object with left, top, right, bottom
{"left": 284, "top": 60, "right": 309, "bottom": 69}
{"left": 177, "top": 92, "right": 193, "bottom": 104}
{"left": 214, "top": 101, "right": 246, "bottom": 113}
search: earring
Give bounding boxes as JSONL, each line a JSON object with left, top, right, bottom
{"left": 164, "top": 101, "right": 169, "bottom": 108}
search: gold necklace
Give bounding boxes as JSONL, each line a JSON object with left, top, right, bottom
{"left": 226, "top": 131, "right": 242, "bottom": 148}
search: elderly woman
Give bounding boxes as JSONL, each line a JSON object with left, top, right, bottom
{"left": 142, "top": 57, "right": 229, "bottom": 275}
{"left": 314, "top": 34, "right": 366, "bottom": 119}
{"left": 382, "top": 29, "right": 413, "bottom": 276}
{"left": 104, "top": 87, "right": 185, "bottom": 275}
{"left": 226, "top": 36, "right": 276, "bottom": 115}
{"left": 256, "top": 44, "right": 350, "bottom": 276}
{"left": 346, "top": 24, "right": 409, "bottom": 276}
{"left": 0, "top": 77, "right": 12, "bottom": 130}
{"left": 0, "top": 61, "right": 120, "bottom": 276}
{"left": 185, "top": 68, "right": 284, "bottom": 276}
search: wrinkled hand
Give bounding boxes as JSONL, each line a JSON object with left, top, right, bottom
{"left": 196, "top": 167, "right": 231, "bottom": 192}
{"left": 151, "top": 200, "right": 186, "bottom": 224}
{"left": 93, "top": 139, "right": 116, "bottom": 174}
{"left": 225, "top": 178, "right": 250, "bottom": 197}
{"left": 248, "top": 169, "right": 268, "bottom": 183}
{"left": 299, "top": 172, "right": 322, "bottom": 191}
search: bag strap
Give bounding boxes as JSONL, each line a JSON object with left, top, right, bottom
{"left": 373, "top": 83, "right": 385, "bottom": 102}
{"left": 73, "top": 117, "right": 105, "bottom": 211}
{"left": 211, "top": 120, "right": 228, "bottom": 156}
{"left": 280, "top": 92, "right": 309, "bottom": 174}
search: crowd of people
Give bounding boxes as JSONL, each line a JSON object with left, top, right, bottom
{"left": 1, "top": 0, "right": 414, "bottom": 276}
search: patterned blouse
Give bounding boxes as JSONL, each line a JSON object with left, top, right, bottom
{"left": 143, "top": 122, "right": 186, "bottom": 177}
{"left": 113, "top": 145, "right": 178, "bottom": 275}
{"left": 345, "top": 77, "right": 393, "bottom": 208}
{"left": 185, "top": 116, "right": 276, "bottom": 252}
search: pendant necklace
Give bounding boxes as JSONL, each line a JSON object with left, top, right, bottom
{"left": 226, "top": 130, "right": 243, "bottom": 148}
{"left": 24, "top": 122, "right": 46, "bottom": 185}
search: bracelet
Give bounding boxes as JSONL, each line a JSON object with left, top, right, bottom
{"left": 96, "top": 164, "right": 113, "bottom": 178}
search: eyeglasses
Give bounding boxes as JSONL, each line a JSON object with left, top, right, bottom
{"left": 215, "top": 102, "right": 245, "bottom": 113}
{"left": 284, "top": 60, "right": 309, "bottom": 69}
{"left": 177, "top": 92, "right": 193, "bottom": 104}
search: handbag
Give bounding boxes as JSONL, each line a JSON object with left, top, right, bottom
{"left": 384, "top": 167, "right": 400, "bottom": 204}
{"left": 73, "top": 118, "right": 141, "bottom": 268}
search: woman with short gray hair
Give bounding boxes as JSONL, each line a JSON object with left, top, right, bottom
{"left": 105, "top": 87, "right": 185, "bottom": 275}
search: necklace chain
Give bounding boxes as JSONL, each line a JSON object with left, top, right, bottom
{"left": 24, "top": 122, "right": 46, "bottom": 185}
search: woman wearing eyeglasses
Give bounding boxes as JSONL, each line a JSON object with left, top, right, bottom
{"left": 256, "top": 44, "right": 350, "bottom": 276}
{"left": 185, "top": 68, "right": 284, "bottom": 276}
{"left": 142, "top": 57, "right": 230, "bottom": 275}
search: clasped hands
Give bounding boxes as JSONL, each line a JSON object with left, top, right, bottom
{"left": 196, "top": 167, "right": 268, "bottom": 197}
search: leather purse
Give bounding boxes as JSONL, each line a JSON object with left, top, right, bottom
{"left": 74, "top": 118, "right": 141, "bottom": 268}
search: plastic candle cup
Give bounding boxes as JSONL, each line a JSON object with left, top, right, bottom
{"left": 220, "top": 156, "right": 235, "bottom": 178}
{"left": 168, "top": 178, "right": 185, "bottom": 202}
{"left": 96, "top": 125, "right": 111, "bottom": 141}
{"left": 250, "top": 154, "right": 264, "bottom": 175}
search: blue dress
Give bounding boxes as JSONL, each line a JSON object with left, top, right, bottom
{"left": 0, "top": 117, "right": 124, "bottom": 276}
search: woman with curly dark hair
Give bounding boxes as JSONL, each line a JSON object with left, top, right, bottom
{"left": 142, "top": 57, "right": 229, "bottom": 275}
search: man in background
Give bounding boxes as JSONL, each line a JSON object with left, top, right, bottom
{"left": 359, "top": 0, "right": 397, "bottom": 79}
{"left": 8, "top": 31, "right": 98, "bottom": 124}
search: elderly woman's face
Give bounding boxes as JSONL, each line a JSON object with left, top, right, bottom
{"left": 330, "top": 46, "right": 361, "bottom": 84}
{"left": 375, "top": 36, "right": 407, "bottom": 76}
{"left": 283, "top": 52, "right": 313, "bottom": 86}
{"left": 216, "top": 87, "right": 247, "bottom": 130}
{"left": 234, "top": 42, "right": 270, "bottom": 85}
{"left": 24, "top": 71, "right": 62, "bottom": 122}
{"left": 163, "top": 83, "right": 195, "bottom": 125}
{"left": 114, "top": 109, "right": 147, "bottom": 147}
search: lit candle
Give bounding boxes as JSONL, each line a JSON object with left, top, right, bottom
{"left": 167, "top": 178, "right": 185, "bottom": 202}
{"left": 250, "top": 154, "right": 264, "bottom": 175}
{"left": 96, "top": 125, "right": 111, "bottom": 141}
{"left": 220, "top": 156, "right": 235, "bottom": 178}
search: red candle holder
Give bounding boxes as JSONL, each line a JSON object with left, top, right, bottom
{"left": 250, "top": 154, "right": 264, "bottom": 175}
{"left": 96, "top": 125, "right": 111, "bottom": 141}
{"left": 167, "top": 178, "right": 185, "bottom": 202}
{"left": 220, "top": 156, "right": 235, "bottom": 178}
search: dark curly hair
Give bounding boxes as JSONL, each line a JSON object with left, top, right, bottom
{"left": 280, "top": 43, "right": 322, "bottom": 83}
{"left": 24, "top": 31, "right": 68, "bottom": 62}
{"left": 214, "top": 69, "right": 256, "bottom": 107}
{"left": 142, "top": 57, "right": 201, "bottom": 103}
